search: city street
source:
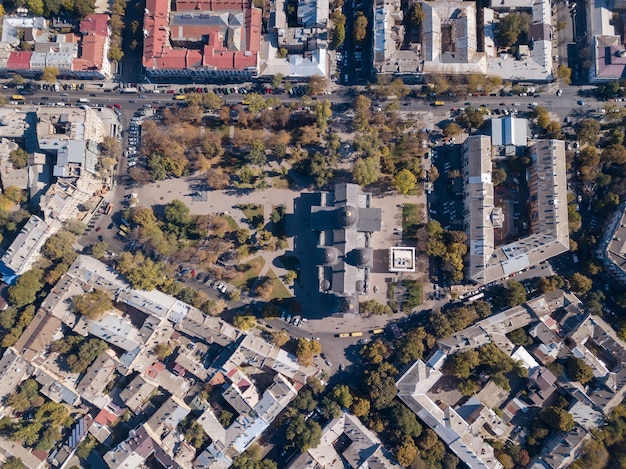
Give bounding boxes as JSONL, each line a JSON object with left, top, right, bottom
{"left": 0, "top": 79, "right": 607, "bottom": 375}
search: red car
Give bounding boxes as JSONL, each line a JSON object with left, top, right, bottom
{"left": 113, "top": 103, "right": 121, "bottom": 109}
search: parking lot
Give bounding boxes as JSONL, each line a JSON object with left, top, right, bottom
{"left": 427, "top": 143, "right": 464, "bottom": 231}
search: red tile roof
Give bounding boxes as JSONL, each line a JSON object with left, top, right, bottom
{"left": 94, "top": 409, "right": 118, "bottom": 426}
{"left": 80, "top": 14, "right": 109, "bottom": 36}
{"left": 143, "top": 0, "right": 260, "bottom": 71}
{"left": 175, "top": 0, "right": 247, "bottom": 11}
{"left": 7, "top": 51, "right": 32, "bottom": 70}
{"left": 72, "top": 33, "right": 106, "bottom": 72}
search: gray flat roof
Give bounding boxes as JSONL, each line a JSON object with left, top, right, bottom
{"left": 465, "top": 139, "right": 569, "bottom": 284}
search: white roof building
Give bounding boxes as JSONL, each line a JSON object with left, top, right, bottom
{"left": 288, "top": 412, "right": 401, "bottom": 469}
{"left": 491, "top": 116, "right": 528, "bottom": 146}
{"left": 397, "top": 360, "right": 503, "bottom": 469}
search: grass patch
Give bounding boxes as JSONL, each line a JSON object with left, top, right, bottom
{"left": 402, "top": 203, "right": 424, "bottom": 239}
{"left": 271, "top": 176, "right": 290, "bottom": 189}
{"left": 230, "top": 256, "right": 266, "bottom": 289}
{"left": 218, "top": 214, "right": 239, "bottom": 231}
{"left": 401, "top": 279, "right": 423, "bottom": 311}
{"left": 266, "top": 268, "right": 292, "bottom": 300}
{"left": 237, "top": 204, "right": 264, "bottom": 227}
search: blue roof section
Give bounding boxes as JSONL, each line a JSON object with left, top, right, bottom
{"left": 0, "top": 261, "right": 18, "bottom": 285}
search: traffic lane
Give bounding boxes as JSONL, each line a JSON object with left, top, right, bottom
{"left": 265, "top": 317, "right": 371, "bottom": 372}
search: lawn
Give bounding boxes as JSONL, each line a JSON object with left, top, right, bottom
{"left": 230, "top": 256, "right": 266, "bottom": 289}
{"left": 237, "top": 204, "right": 264, "bottom": 227}
{"left": 271, "top": 176, "right": 290, "bottom": 189}
{"left": 402, "top": 279, "right": 423, "bottom": 311}
{"left": 266, "top": 268, "right": 291, "bottom": 300}
{"left": 218, "top": 214, "right": 239, "bottom": 231}
{"left": 402, "top": 203, "right": 424, "bottom": 239}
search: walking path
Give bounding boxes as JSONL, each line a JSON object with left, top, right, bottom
{"left": 132, "top": 175, "right": 429, "bottom": 309}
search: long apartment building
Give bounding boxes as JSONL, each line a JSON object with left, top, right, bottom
{"left": 142, "top": 0, "right": 261, "bottom": 80}
{"left": 464, "top": 136, "right": 569, "bottom": 284}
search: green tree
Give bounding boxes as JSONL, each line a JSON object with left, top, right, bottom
{"left": 445, "top": 349, "right": 480, "bottom": 379}
{"left": 409, "top": 2, "right": 424, "bottom": 26}
{"left": 286, "top": 414, "right": 322, "bottom": 451}
{"left": 396, "top": 327, "right": 427, "bottom": 365}
{"left": 246, "top": 140, "right": 267, "bottom": 166}
{"left": 91, "top": 241, "right": 108, "bottom": 259}
{"left": 396, "top": 436, "right": 418, "bottom": 467}
{"left": 184, "top": 421, "right": 207, "bottom": 449}
{"left": 331, "top": 24, "right": 346, "bottom": 49}
{"left": 296, "top": 338, "right": 321, "bottom": 366}
{"left": 8, "top": 268, "right": 44, "bottom": 307}
{"left": 364, "top": 362, "right": 398, "bottom": 410}
{"left": 443, "top": 122, "right": 462, "bottom": 138}
{"left": 354, "top": 13, "right": 368, "bottom": 42}
{"left": 505, "top": 280, "right": 527, "bottom": 307}
{"left": 360, "top": 339, "right": 389, "bottom": 365}
{"left": 492, "top": 167, "right": 507, "bottom": 186}
{"left": 354, "top": 95, "right": 372, "bottom": 131}
{"left": 602, "top": 144, "right": 626, "bottom": 165}
{"left": 496, "top": 12, "right": 531, "bottom": 47}
{"left": 74, "top": 0, "right": 96, "bottom": 18}
{"left": 566, "top": 356, "right": 594, "bottom": 384}
{"left": 353, "top": 156, "right": 380, "bottom": 187}
{"left": 108, "top": 46, "right": 124, "bottom": 62}
{"left": 306, "top": 376, "right": 325, "bottom": 394}
{"left": 508, "top": 328, "right": 533, "bottom": 346}
{"left": 233, "top": 314, "right": 256, "bottom": 330}
{"left": 569, "top": 272, "right": 593, "bottom": 294}
{"left": 556, "top": 65, "right": 572, "bottom": 84}
{"left": 330, "top": 384, "right": 353, "bottom": 408}
{"left": 3, "top": 458, "right": 26, "bottom": 469}
{"left": 540, "top": 406, "right": 575, "bottom": 432}
{"left": 391, "top": 403, "right": 422, "bottom": 438}
{"left": 43, "top": 230, "right": 77, "bottom": 261}
{"left": 164, "top": 199, "right": 191, "bottom": 230}
{"left": 218, "top": 410, "right": 234, "bottom": 428}
{"left": 293, "top": 389, "right": 318, "bottom": 412}
{"left": 76, "top": 435, "right": 97, "bottom": 459}
{"left": 351, "top": 397, "right": 370, "bottom": 417}
{"left": 320, "top": 396, "right": 342, "bottom": 419}
{"left": 577, "top": 119, "right": 601, "bottom": 145}
{"left": 309, "top": 152, "right": 334, "bottom": 187}
{"left": 418, "top": 428, "right": 438, "bottom": 450}
{"left": 27, "top": 0, "right": 45, "bottom": 15}
{"left": 73, "top": 290, "right": 113, "bottom": 320}
{"left": 41, "top": 66, "right": 59, "bottom": 83}
{"left": 270, "top": 329, "right": 289, "bottom": 347}
{"left": 457, "top": 107, "right": 484, "bottom": 130}
{"left": 115, "top": 251, "right": 164, "bottom": 290}
{"left": 153, "top": 342, "right": 174, "bottom": 360}
{"left": 394, "top": 169, "right": 417, "bottom": 194}
{"left": 9, "top": 148, "right": 29, "bottom": 169}
{"left": 315, "top": 100, "right": 332, "bottom": 132}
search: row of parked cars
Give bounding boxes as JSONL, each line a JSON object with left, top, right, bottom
{"left": 289, "top": 86, "right": 308, "bottom": 96}
{"left": 280, "top": 311, "right": 306, "bottom": 327}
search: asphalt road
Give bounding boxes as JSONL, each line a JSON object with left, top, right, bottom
{"left": 0, "top": 80, "right": 608, "bottom": 372}
{"left": 0, "top": 81, "right": 603, "bottom": 124}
